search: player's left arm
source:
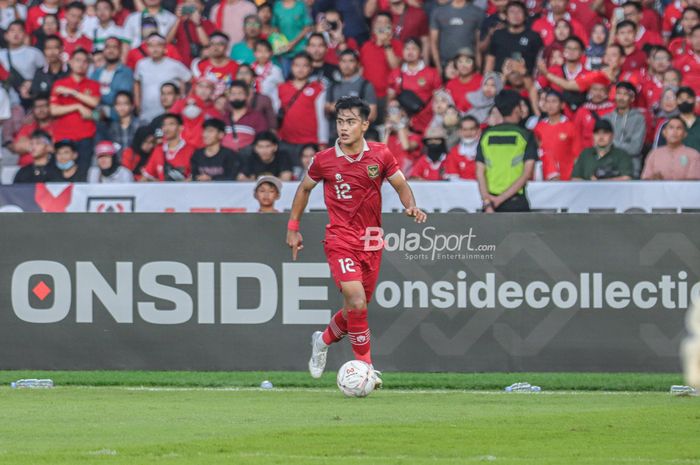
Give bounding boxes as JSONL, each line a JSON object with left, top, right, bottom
{"left": 388, "top": 171, "right": 427, "bottom": 223}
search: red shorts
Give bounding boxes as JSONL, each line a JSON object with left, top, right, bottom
{"left": 324, "top": 238, "right": 383, "bottom": 302}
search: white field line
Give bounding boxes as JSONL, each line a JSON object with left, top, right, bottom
{"left": 41, "top": 385, "right": 676, "bottom": 396}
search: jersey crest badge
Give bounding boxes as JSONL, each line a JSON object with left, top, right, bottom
{"left": 367, "top": 164, "right": 379, "bottom": 178}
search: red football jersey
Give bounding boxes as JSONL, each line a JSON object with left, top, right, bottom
{"left": 409, "top": 155, "right": 446, "bottom": 181}
{"left": 534, "top": 116, "right": 577, "bottom": 180}
{"left": 49, "top": 75, "right": 100, "bottom": 141}
{"left": 444, "top": 144, "right": 477, "bottom": 180}
{"left": 445, "top": 74, "right": 483, "bottom": 113}
{"left": 674, "top": 53, "right": 700, "bottom": 99}
{"left": 307, "top": 140, "right": 400, "bottom": 248}
{"left": 143, "top": 140, "right": 196, "bottom": 181}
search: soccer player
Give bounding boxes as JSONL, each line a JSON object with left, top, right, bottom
{"left": 286, "top": 96, "right": 427, "bottom": 386}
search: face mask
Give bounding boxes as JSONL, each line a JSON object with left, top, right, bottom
{"left": 461, "top": 137, "right": 478, "bottom": 145}
{"left": 426, "top": 142, "right": 446, "bottom": 162}
{"left": 182, "top": 102, "right": 202, "bottom": 119}
{"left": 56, "top": 160, "right": 75, "bottom": 170}
{"left": 230, "top": 99, "right": 247, "bottom": 110}
{"left": 678, "top": 102, "right": 695, "bottom": 114}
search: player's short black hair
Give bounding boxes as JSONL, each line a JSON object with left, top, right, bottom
{"left": 616, "top": 20, "right": 637, "bottom": 31}
{"left": 494, "top": 90, "right": 522, "bottom": 117}
{"left": 622, "top": 1, "right": 643, "bottom": 11}
{"left": 677, "top": 86, "right": 696, "bottom": 99}
{"left": 255, "top": 130, "right": 279, "bottom": 145}
{"left": 96, "top": 0, "right": 115, "bottom": 9}
{"left": 460, "top": 115, "right": 480, "bottom": 127}
{"left": 254, "top": 38, "right": 272, "bottom": 52}
{"left": 564, "top": 36, "right": 585, "bottom": 51}
{"left": 115, "top": 90, "right": 134, "bottom": 104}
{"left": 307, "top": 32, "right": 327, "bottom": 45}
{"left": 203, "top": 118, "right": 226, "bottom": 133}
{"left": 66, "top": 1, "right": 86, "bottom": 12}
{"left": 42, "top": 34, "right": 63, "bottom": 49}
{"left": 335, "top": 96, "right": 371, "bottom": 121}
{"left": 665, "top": 115, "right": 688, "bottom": 130}
{"left": 162, "top": 112, "right": 183, "bottom": 126}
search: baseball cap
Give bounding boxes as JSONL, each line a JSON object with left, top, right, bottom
{"left": 593, "top": 119, "right": 614, "bottom": 133}
{"left": 141, "top": 16, "right": 158, "bottom": 29}
{"left": 95, "top": 140, "right": 117, "bottom": 157}
{"left": 54, "top": 139, "right": 76, "bottom": 151}
{"left": 616, "top": 81, "right": 637, "bottom": 95}
{"left": 255, "top": 175, "right": 282, "bottom": 193}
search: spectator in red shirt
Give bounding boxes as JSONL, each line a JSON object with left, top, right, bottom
{"left": 191, "top": 31, "right": 239, "bottom": 98}
{"left": 409, "top": 125, "right": 448, "bottom": 180}
{"left": 663, "top": 0, "right": 686, "bottom": 40}
{"left": 222, "top": 79, "right": 269, "bottom": 152}
{"left": 532, "top": 0, "right": 588, "bottom": 47}
{"left": 170, "top": 77, "right": 223, "bottom": 148}
{"left": 277, "top": 52, "right": 328, "bottom": 152}
{"left": 49, "top": 49, "right": 100, "bottom": 175}
{"left": 622, "top": 1, "right": 664, "bottom": 50}
{"left": 642, "top": 46, "right": 673, "bottom": 113}
{"left": 360, "top": 12, "right": 402, "bottom": 122}
{"left": 572, "top": 82, "right": 615, "bottom": 156}
{"left": 535, "top": 90, "right": 577, "bottom": 180}
{"left": 445, "top": 47, "right": 483, "bottom": 114}
{"left": 121, "top": 124, "right": 157, "bottom": 180}
{"left": 668, "top": 7, "right": 699, "bottom": 57}
{"left": 444, "top": 115, "right": 480, "bottom": 180}
{"left": 125, "top": 17, "right": 183, "bottom": 70}
{"left": 385, "top": 0, "right": 429, "bottom": 62}
{"left": 538, "top": 36, "right": 588, "bottom": 111}
{"left": 11, "top": 95, "right": 54, "bottom": 167}
{"left": 382, "top": 99, "right": 422, "bottom": 172}
{"left": 33, "top": 13, "right": 59, "bottom": 49}
{"left": 614, "top": 20, "right": 648, "bottom": 72}
{"left": 26, "top": 0, "right": 61, "bottom": 36}
{"left": 315, "top": 8, "right": 359, "bottom": 66}
{"left": 141, "top": 113, "right": 196, "bottom": 181}
{"left": 167, "top": 0, "right": 215, "bottom": 66}
{"left": 61, "top": 2, "right": 93, "bottom": 57}
{"left": 387, "top": 37, "right": 442, "bottom": 134}
{"left": 673, "top": 25, "right": 700, "bottom": 101}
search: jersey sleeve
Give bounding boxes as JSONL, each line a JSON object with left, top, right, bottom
{"left": 383, "top": 146, "right": 400, "bottom": 178}
{"left": 306, "top": 154, "right": 323, "bottom": 183}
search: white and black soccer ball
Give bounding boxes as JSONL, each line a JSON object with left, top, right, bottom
{"left": 337, "top": 360, "right": 376, "bottom": 397}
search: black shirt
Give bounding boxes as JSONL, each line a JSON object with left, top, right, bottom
{"left": 190, "top": 146, "right": 241, "bottom": 181}
{"left": 13, "top": 163, "right": 56, "bottom": 184}
{"left": 479, "top": 14, "right": 507, "bottom": 40}
{"left": 244, "top": 149, "right": 293, "bottom": 178}
{"left": 488, "top": 28, "right": 543, "bottom": 74}
{"left": 31, "top": 66, "right": 69, "bottom": 99}
{"left": 46, "top": 167, "right": 87, "bottom": 182}
{"left": 311, "top": 63, "right": 340, "bottom": 87}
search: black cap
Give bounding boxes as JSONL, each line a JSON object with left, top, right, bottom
{"left": 141, "top": 16, "right": 158, "bottom": 29}
{"left": 494, "top": 90, "right": 522, "bottom": 118}
{"left": 54, "top": 139, "right": 77, "bottom": 151}
{"left": 616, "top": 81, "right": 637, "bottom": 96}
{"left": 593, "top": 119, "right": 614, "bottom": 133}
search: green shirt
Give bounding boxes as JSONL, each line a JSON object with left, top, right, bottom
{"left": 229, "top": 41, "right": 255, "bottom": 65}
{"left": 476, "top": 123, "right": 538, "bottom": 195}
{"left": 272, "top": 1, "right": 311, "bottom": 55}
{"left": 571, "top": 145, "right": 634, "bottom": 180}
{"left": 685, "top": 118, "right": 700, "bottom": 153}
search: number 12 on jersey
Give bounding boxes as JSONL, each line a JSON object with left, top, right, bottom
{"left": 334, "top": 183, "right": 352, "bottom": 199}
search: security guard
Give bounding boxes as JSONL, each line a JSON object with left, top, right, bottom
{"left": 476, "top": 90, "right": 538, "bottom": 212}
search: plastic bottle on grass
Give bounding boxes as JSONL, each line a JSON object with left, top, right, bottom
{"left": 10, "top": 379, "right": 54, "bottom": 389}
{"left": 505, "top": 382, "right": 540, "bottom": 392}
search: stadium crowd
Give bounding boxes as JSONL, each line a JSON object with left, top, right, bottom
{"left": 0, "top": 0, "right": 699, "bottom": 188}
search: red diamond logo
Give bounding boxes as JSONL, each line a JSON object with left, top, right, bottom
{"left": 32, "top": 281, "right": 51, "bottom": 301}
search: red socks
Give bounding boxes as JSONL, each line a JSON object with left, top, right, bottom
{"left": 322, "top": 309, "right": 347, "bottom": 345}
{"left": 347, "top": 308, "right": 371, "bottom": 364}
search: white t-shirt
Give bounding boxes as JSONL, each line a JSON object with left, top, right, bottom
{"left": 123, "top": 10, "right": 177, "bottom": 48}
{"left": 88, "top": 165, "right": 135, "bottom": 183}
{"left": 135, "top": 57, "right": 191, "bottom": 122}
{"left": 0, "top": 46, "right": 46, "bottom": 80}
{"left": 82, "top": 20, "right": 129, "bottom": 50}
{"left": 0, "top": 3, "right": 27, "bottom": 29}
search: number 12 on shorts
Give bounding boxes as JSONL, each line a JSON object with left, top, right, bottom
{"left": 338, "top": 258, "right": 356, "bottom": 274}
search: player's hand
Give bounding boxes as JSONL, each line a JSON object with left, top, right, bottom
{"left": 405, "top": 206, "right": 427, "bottom": 223}
{"left": 287, "top": 230, "right": 304, "bottom": 260}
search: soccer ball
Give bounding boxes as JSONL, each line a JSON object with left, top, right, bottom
{"left": 337, "top": 360, "right": 376, "bottom": 398}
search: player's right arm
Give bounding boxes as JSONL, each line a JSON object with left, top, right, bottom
{"left": 286, "top": 174, "right": 318, "bottom": 260}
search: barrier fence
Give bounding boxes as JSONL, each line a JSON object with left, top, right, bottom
{"left": 0, "top": 181, "right": 699, "bottom": 213}
{"left": 1, "top": 213, "right": 697, "bottom": 372}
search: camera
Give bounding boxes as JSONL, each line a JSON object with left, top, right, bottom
{"left": 182, "top": 5, "right": 196, "bottom": 15}
{"left": 327, "top": 20, "right": 339, "bottom": 30}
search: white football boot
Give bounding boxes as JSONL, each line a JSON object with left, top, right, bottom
{"left": 370, "top": 365, "right": 383, "bottom": 389}
{"left": 308, "top": 331, "right": 328, "bottom": 379}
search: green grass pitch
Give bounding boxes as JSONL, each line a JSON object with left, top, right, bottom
{"left": 0, "top": 371, "right": 698, "bottom": 465}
